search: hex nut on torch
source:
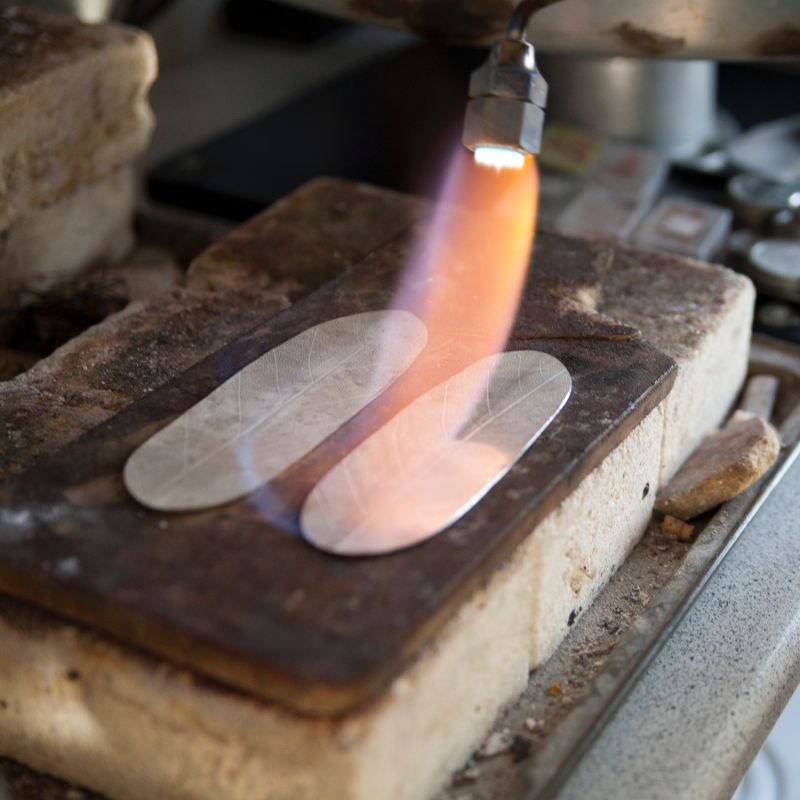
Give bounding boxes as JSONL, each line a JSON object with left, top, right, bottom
{"left": 463, "top": 96, "right": 545, "bottom": 155}
{"left": 469, "top": 39, "right": 548, "bottom": 107}
{"left": 463, "top": 38, "right": 548, "bottom": 156}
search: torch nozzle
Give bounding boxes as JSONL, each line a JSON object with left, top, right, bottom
{"left": 462, "top": 38, "right": 547, "bottom": 165}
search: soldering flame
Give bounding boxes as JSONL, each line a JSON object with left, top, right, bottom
{"left": 395, "top": 146, "right": 538, "bottom": 391}
{"left": 313, "top": 147, "right": 539, "bottom": 552}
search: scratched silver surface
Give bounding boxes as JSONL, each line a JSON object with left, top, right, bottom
{"left": 301, "top": 350, "right": 571, "bottom": 555}
{"left": 124, "top": 310, "right": 427, "bottom": 511}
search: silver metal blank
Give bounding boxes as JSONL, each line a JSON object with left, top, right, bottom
{"left": 301, "top": 350, "right": 571, "bottom": 556}
{"left": 124, "top": 310, "right": 427, "bottom": 511}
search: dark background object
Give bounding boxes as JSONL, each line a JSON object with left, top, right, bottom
{"left": 148, "top": 43, "right": 483, "bottom": 219}
{"left": 147, "top": 43, "right": 800, "bottom": 221}
{"left": 717, "top": 63, "right": 800, "bottom": 129}
{"left": 223, "top": 0, "right": 348, "bottom": 44}
{"left": 123, "top": 0, "right": 174, "bottom": 26}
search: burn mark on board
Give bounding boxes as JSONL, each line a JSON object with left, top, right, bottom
{"left": 511, "top": 296, "right": 640, "bottom": 343}
{"left": 610, "top": 22, "right": 685, "bottom": 56}
{"left": 508, "top": 234, "right": 640, "bottom": 343}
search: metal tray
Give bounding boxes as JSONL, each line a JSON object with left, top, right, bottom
{"left": 439, "top": 333, "right": 800, "bottom": 800}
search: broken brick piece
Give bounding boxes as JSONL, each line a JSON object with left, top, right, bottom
{"left": 661, "top": 514, "right": 695, "bottom": 542}
{"left": 655, "top": 411, "right": 781, "bottom": 520}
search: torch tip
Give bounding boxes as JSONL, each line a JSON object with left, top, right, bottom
{"left": 473, "top": 145, "right": 527, "bottom": 171}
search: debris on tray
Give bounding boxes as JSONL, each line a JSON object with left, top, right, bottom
{"left": 523, "top": 717, "right": 541, "bottom": 732}
{"left": 509, "top": 735, "right": 533, "bottom": 763}
{"left": 625, "top": 585, "right": 649, "bottom": 606}
{"left": 655, "top": 410, "right": 781, "bottom": 521}
{"left": 662, "top": 514, "right": 696, "bottom": 542}
{"left": 600, "top": 619, "right": 621, "bottom": 635}
{"left": 477, "top": 729, "right": 513, "bottom": 759}
{"left": 451, "top": 763, "right": 480, "bottom": 786}
{"left": 442, "top": 514, "right": 717, "bottom": 799}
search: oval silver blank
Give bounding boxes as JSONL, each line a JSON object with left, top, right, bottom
{"left": 124, "top": 310, "right": 427, "bottom": 511}
{"left": 301, "top": 350, "right": 571, "bottom": 556}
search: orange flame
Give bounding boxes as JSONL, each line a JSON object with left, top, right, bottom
{"left": 302, "top": 149, "right": 541, "bottom": 554}
{"left": 414, "top": 149, "right": 537, "bottom": 351}
{"left": 390, "top": 148, "right": 539, "bottom": 430}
